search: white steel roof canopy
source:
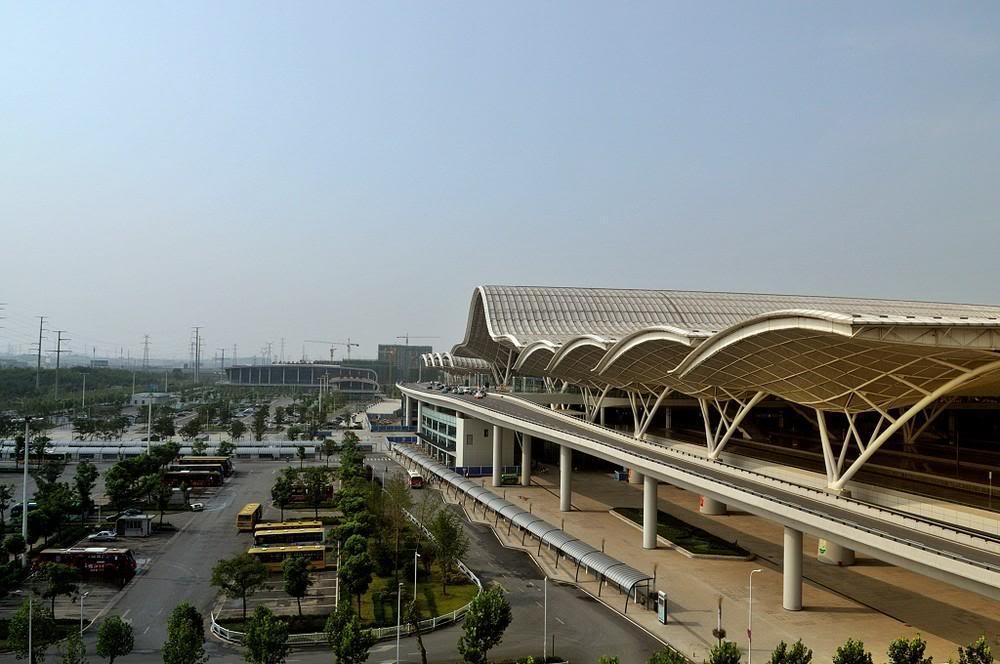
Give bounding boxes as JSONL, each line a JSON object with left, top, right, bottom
{"left": 448, "top": 285, "right": 1000, "bottom": 413}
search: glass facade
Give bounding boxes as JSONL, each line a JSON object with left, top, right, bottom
{"left": 419, "top": 404, "right": 457, "bottom": 463}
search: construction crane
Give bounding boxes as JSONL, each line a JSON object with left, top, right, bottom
{"left": 304, "top": 339, "right": 360, "bottom": 362}
{"left": 396, "top": 334, "right": 439, "bottom": 346}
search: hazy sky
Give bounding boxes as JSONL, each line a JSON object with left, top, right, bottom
{"left": 2, "top": 2, "right": 999, "bottom": 362}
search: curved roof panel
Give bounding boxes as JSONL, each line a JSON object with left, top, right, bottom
{"left": 447, "top": 286, "right": 1000, "bottom": 411}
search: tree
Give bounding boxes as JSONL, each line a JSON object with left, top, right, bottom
{"left": 769, "top": 641, "right": 813, "bottom": 664}
{"left": 37, "top": 562, "right": 80, "bottom": 613}
{"left": 281, "top": 555, "right": 312, "bottom": 617}
{"left": 338, "top": 549, "right": 373, "bottom": 615}
{"left": 211, "top": 553, "right": 268, "bottom": 621}
{"left": 5, "top": 533, "right": 26, "bottom": 560}
{"left": 887, "top": 636, "right": 932, "bottom": 664}
{"left": 271, "top": 471, "right": 295, "bottom": 522}
{"left": 324, "top": 605, "right": 376, "bottom": 664}
{"left": 61, "top": 630, "right": 88, "bottom": 664}
{"left": 73, "top": 461, "right": 99, "bottom": 523}
{"left": 708, "top": 641, "right": 741, "bottom": 664}
{"left": 153, "top": 472, "right": 173, "bottom": 525}
{"left": 162, "top": 602, "right": 207, "bottom": 664}
{"left": 243, "top": 606, "right": 288, "bottom": 664}
{"left": 429, "top": 508, "right": 468, "bottom": 595}
{"left": 648, "top": 650, "right": 688, "bottom": 664}
{"left": 252, "top": 407, "right": 268, "bottom": 442}
{"left": 9, "top": 598, "right": 58, "bottom": 664}
{"left": 957, "top": 637, "right": 994, "bottom": 664}
{"left": 179, "top": 417, "right": 203, "bottom": 441}
{"left": 191, "top": 439, "right": 208, "bottom": 457}
{"left": 383, "top": 475, "right": 413, "bottom": 585}
{"left": 152, "top": 414, "right": 176, "bottom": 440}
{"left": 36, "top": 482, "right": 75, "bottom": 541}
{"left": 0, "top": 484, "right": 13, "bottom": 527}
{"left": 833, "top": 639, "right": 873, "bottom": 664}
{"left": 217, "top": 439, "right": 236, "bottom": 457}
{"left": 274, "top": 407, "right": 286, "bottom": 427}
{"left": 96, "top": 615, "right": 134, "bottom": 664}
{"left": 296, "top": 446, "right": 306, "bottom": 469}
{"left": 229, "top": 419, "right": 246, "bottom": 441}
{"left": 302, "top": 466, "right": 330, "bottom": 518}
{"left": 457, "top": 586, "right": 512, "bottom": 664}
{"left": 322, "top": 439, "right": 336, "bottom": 466}
{"left": 405, "top": 600, "right": 429, "bottom": 664}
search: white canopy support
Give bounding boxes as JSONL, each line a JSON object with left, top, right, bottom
{"left": 635, "top": 387, "right": 671, "bottom": 439}
{"left": 831, "top": 357, "right": 1000, "bottom": 491}
{"left": 707, "top": 391, "right": 765, "bottom": 459}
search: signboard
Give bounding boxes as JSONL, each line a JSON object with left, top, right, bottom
{"left": 657, "top": 591, "right": 668, "bottom": 624}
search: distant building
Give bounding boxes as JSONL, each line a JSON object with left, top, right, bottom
{"left": 90, "top": 359, "right": 110, "bottom": 368}
{"left": 378, "top": 344, "right": 432, "bottom": 384}
{"left": 131, "top": 392, "right": 171, "bottom": 407}
{"left": 223, "top": 362, "right": 379, "bottom": 399}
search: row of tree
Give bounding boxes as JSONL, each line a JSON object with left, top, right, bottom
{"left": 599, "top": 634, "right": 995, "bottom": 664}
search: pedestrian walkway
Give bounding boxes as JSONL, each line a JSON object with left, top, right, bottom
{"left": 436, "top": 466, "right": 1000, "bottom": 664}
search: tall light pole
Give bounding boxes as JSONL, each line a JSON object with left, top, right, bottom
{"left": 748, "top": 569, "right": 762, "bottom": 664}
{"left": 21, "top": 418, "right": 31, "bottom": 568}
{"left": 396, "top": 582, "right": 403, "bottom": 663}
{"left": 79, "top": 590, "right": 90, "bottom": 635}
{"left": 543, "top": 577, "right": 548, "bottom": 661}
{"left": 413, "top": 550, "right": 421, "bottom": 601}
{"left": 146, "top": 400, "right": 153, "bottom": 454}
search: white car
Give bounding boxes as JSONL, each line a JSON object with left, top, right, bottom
{"left": 189, "top": 503, "right": 205, "bottom": 512}
{"left": 87, "top": 531, "right": 118, "bottom": 542}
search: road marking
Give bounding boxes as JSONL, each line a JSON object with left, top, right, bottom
{"left": 142, "top": 625, "right": 150, "bottom": 634}
{"left": 535, "top": 601, "right": 544, "bottom": 608}
{"left": 555, "top": 617, "right": 565, "bottom": 625}
{"left": 121, "top": 609, "right": 130, "bottom": 619}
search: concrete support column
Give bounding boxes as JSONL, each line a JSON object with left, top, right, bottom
{"left": 599, "top": 407, "right": 606, "bottom": 427}
{"left": 628, "top": 468, "right": 643, "bottom": 484}
{"left": 492, "top": 425, "right": 503, "bottom": 487}
{"left": 559, "top": 445, "right": 572, "bottom": 512}
{"left": 520, "top": 434, "right": 532, "bottom": 486}
{"left": 817, "top": 539, "right": 855, "bottom": 566}
{"left": 643, "top": 475, "right": 658, "bottom": 549}
{"left": 699, "top": 495, "right": 727, "bottom": 515}
{"left": 783, "top": 527, "right": 803, "bottom": 611}
{"left": 664, "top": 407, "right": 673, "bottom": 431}
{"left": 403, "top": 396, "right": 412, "bottom": 425}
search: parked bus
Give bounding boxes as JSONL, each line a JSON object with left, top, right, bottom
{"left": 254, "top": 520, "right": 323, "bottom": 534}
{"left": 36, "top": 547, "right": 137, "bottom": 586}
{"left": 170, "top": 462, "right": 226, "bottom": 477}
{"left": 247, "top": 544, "right": 326, "bottom": 572}
{"left": 408, "top": 470, "right": 424, "bottom": 489}
{"left": 178, "top": 456, "right": 234, "bottom": 476}
{"left": 163, "top": 469, "right": 223, "bottom": 488}
{"left": 253, "top": 527, "right": 325, "bottom": 547}
{"left": 236, "top": 503, "right": 263, "bottom": 532}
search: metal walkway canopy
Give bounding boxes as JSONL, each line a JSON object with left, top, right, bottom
{"left": 394, "top": 443, "right": 653, "bottom": 611}
{"left": 445, "top": 285, "right": 1000, "bottom": 413}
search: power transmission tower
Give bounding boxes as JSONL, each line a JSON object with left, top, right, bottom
{"left": 192, "top": 326, "right": 203, "bottom": 383}
{"left": 265, "top": 341, "right": 273, "bottom": 364}
{"left": 142, "top": 335, "right": 150, "bottom": 369}
{"left": 48, "top": 330, "right": 70, "bottom": 400}
{"left": 217, "top": 348, "right": 226, "bottom": 369}
{"left": 33, "top": 316, "right": 47, "bottom": 389}
{"left": 280, "top": 337, "right": 285, "bottom": 363}
{"left": 233, "top": 344, "right": 238, "bottom": 367}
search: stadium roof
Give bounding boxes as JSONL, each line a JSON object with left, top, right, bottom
{"left": 446, "top": 285, "right": 1000, "bottom": 413}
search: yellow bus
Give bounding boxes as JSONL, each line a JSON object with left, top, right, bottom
{"left": 236, "top": 503, "right": 263, "bottom": 532}
{"left": 253, "top": 520, "right": 323, "bottom": 534}
{"left": 253, "top": 527, "right": 325, "bottom": 547}
{"left": 247, "top": 544, "right": 326, "bottom": 572}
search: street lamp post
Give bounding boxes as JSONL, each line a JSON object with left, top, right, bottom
{"left": 748, "top": 569, "right": 762, "bottom": 664}
{"left": 396, "top": 582, "right": 403, "bottom": 663}
{"left": 79, "top": 590, "right": 90, "bottom": 635}
{"left": 413, "top": 551, "right": 421, "bottom": 601}
{"left": 543, "top": 577, "right": 548, "bottom": 661}
{"left": 21, "top": 418, "right": 31, "bottom": 568}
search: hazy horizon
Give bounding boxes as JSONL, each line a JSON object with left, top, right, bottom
{"left": 3, "top": 2, "right": 999, "bottom": 361}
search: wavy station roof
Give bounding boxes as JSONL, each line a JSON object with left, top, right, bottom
{"left": 445, "top": 286, "right": 1000, "bottom": 413}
